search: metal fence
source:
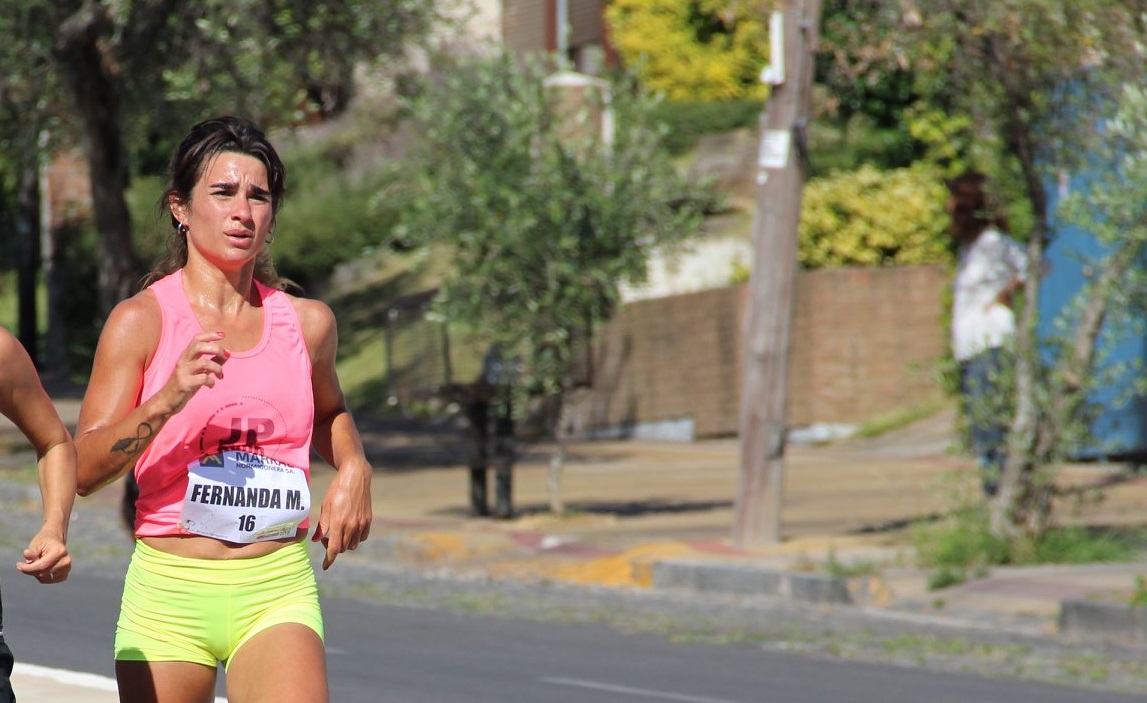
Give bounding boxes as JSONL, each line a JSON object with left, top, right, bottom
{"left": 381, "top": 290, "right": 487, "bottom": 406}
{"left": 381, "top": 289, "right": 593, "bottom": 406}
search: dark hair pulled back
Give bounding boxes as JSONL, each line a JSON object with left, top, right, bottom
{"left": 142, "top": 116, "right": 287, "bottom": 289}
{"left": 946, "top": 170, "right": 1008, "bottom": 244}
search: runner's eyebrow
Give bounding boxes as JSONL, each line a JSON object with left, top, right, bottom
{"left": 208, "top": 182, "right": 270, "bottom": 199}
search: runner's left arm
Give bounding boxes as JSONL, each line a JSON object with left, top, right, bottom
{"left": 297, "top": 298, "right": 372, "bottom": 570}
{"left": 0, "top": 329, "right": 75, "bottom": 583}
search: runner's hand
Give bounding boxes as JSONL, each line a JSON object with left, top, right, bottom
{"left": 312, "top": 460, "right": 372, "bottom": 570}
{"left": 157, "top": 331, "right": 230, "bottom": 416}
{"left": 17, "top": 528, "right": 71, "bottom": 584}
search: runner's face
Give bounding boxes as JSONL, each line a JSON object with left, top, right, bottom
{"left": 175, "top": 152, "right": 274, "bottom": 267}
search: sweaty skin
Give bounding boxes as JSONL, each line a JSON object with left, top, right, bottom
{"left": 0, "top": 328, "right": 75, "bottom": 585}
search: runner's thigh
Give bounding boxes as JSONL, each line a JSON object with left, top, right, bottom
{"left": 226, "top": 623, "right": 328, "bottom": 703}
{"left": 116, "top": 660, "right": 218, "bottom": 703}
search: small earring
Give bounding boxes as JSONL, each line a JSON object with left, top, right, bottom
{"left": 177, "top": 222, "right": 188, "bottom": 236}
{"left": 265, "top": 232, "right": 275, "bottom": 245}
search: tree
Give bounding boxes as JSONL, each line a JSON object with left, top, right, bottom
{"left": 856, "top": 1, "right": 1147, "bottom": 538}
{"left": 398, "top": 52, "right": 712, "bottom": 512}
{"left": 1026, "top": 85, "right": 1147, "bottom": 513}
{"left": 817, "top": 0, "right": 918, "bottom": 126}
{"left": 0, "top": 2, "right": 71, "bottom": 364}
{"left": 0, "top": 0, "right": 436, "bottom": 326}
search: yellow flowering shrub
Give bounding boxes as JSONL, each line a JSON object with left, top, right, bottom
{"left": 605, "top": 0, "right": 768, "bottom": 101}
{"left": 799, "top": 163, "right": 952, "bottom": 269}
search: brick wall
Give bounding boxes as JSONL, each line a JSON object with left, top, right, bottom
{"left": 567, "top": 0, "right": 604, "bottom": 46}
{"left": 788, "top": 265, "right": 949, "bottom": 425}
{"left": 501, "top": 0, "right": 547, "bottom": 52}
{"left": 501, "top": 0, "right": 607, "bottom": 57}
{"left": 567, "top": 265, "right": 949, "bottom": 438}
{"left": 569, "top": 285, "right": 746, "bottom": 439}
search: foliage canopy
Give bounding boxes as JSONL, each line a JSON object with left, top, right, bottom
{"left": 397, "top": 52, "right": 713, "bottom": 401}
{"left": 867, "top": 0, "right": 1147, "bottom": 537}
{"left": 0, "top": 0, "right": 435, "bottom": 369}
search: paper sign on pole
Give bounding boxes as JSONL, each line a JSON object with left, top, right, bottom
{"left": 759, "top": 130, "right": 791, "bottom": 169}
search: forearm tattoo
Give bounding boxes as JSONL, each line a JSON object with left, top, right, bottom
{"left": 112, "top": 423, "right": 154, "bottom": 457}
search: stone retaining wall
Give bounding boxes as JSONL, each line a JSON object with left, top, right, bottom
{"left": 567, "top": 264, "right": 950, "bottom": 439}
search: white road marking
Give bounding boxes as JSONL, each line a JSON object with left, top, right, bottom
{"left": 16, "top": 663, "right": 117, "bottom": 692}
{"left": 16, "top": 663, "right": 228, "bottom": 702}
{"left": 541, "top": 676, "right": 747, "bottom": 703}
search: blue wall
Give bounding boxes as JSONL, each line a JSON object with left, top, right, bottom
{"left": 1039, "top": 173, "right": 1147, "bottom": 459}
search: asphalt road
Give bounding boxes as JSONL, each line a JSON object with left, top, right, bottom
{"left": 318, "top": 590, "right": 1145, "bottom": 703}
{"left": 2, "top": 559, "right": 1144, "bottom": 703}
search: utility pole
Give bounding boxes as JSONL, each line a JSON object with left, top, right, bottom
{"left": 733, "top": 0, "right": 822, "bottom": 547}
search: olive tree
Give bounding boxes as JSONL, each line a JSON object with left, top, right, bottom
{"left": 843, "top": 1, "right": 1147, "bottom": 537}
{"left": 398, "top": 52, "right": 712, "bottom": 512}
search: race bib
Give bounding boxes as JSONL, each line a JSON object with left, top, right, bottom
{"left": 180, "top": 450, "right": 310, "bottom": 543}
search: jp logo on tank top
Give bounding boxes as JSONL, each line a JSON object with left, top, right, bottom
{"left": 184, "top": 397, "right": 306, "bottom": 543}
{"left": 197, "top": 396, "right": 288, "bottom": 459}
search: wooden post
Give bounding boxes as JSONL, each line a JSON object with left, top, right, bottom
{"left": 733, "top": 0, "right": 822, "bottom": 547}
{"left": 465, "top": 397, "right": 491, "bottom": 517}
{"left": 493, "top": 393, "right": 515, "bottom": 519}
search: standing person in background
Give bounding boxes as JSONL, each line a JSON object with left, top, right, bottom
{"left": 947, "top": 171, "right": 1027, "bottom": 498}
{"left": 0, "top": 327, "right": 76, "bottom": 702}
{"left": 75, "top": 115, "right": 373, "bottom": 703}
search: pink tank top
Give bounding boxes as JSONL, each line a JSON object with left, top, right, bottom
{"left": 133, "top": 270, "right": 314, "bottom": 537}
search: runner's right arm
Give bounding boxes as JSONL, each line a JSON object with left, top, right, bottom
{"left": 76, "top": 294, "right": 229, "bottom": 495}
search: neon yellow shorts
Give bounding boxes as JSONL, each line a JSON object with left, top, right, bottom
{"left": 115, "top": 540, "right": 323, "bottom": 671}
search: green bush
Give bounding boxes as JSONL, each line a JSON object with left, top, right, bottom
{"left": 606, "top": 0, "right": 768, "bottom": 103}
{"left": 129, "top": 175, "right": 170, "bottom": 267}
{"left": 799, "top": 162, "right": 951, "bottom": 269}
{"left": 271, "top": 143, "right": 407, "bottom": 294}
{"left": 913, "top": 502, "right": 1141, "bottom": 590}
{"left": 653, "top": 98, "right": 762, "bottom": 154}
{"left": 807, "top": 116, "right": 921, "bottom": 177}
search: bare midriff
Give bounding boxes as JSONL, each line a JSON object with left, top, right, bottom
{"left": 141, "top": 529, "right": 308, "bottom": 560}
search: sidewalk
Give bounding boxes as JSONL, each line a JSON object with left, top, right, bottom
{"left": 6, "top": 388, "right": 1147, "bottom": 700}
{"left": 341, "top": 404, "right": 1147, "bottom": 642}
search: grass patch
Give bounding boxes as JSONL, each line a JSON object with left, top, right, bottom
{"left": 1129, "top": 576, "right": 1147, "bottom": 607}
{"left": 823, "top": 548, "right": 880, "bottom": 579}
{"left": 913, "top": 501, "right": 1142, "bottom": 589}
{"left": 338, "top": 335, "right": 389, "bottom": 411}
{"left": 850, "top": 398, "right": 949, "bottom": 440}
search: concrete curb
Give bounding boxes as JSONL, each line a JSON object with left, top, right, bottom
{"left": 364, "top": 529, "right": 860, "bottom": 605}
{"left": 1059, "top": 599, "right": 1147, "bottom": 645}
{"left": 363, "top": 528, "right": 1147, "bottom": 649}
{"left": 651, "top": 559, "right": 854, "bottom": 605}
{"left": 358, "top": 530, "right": 535, "bottom": 566}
